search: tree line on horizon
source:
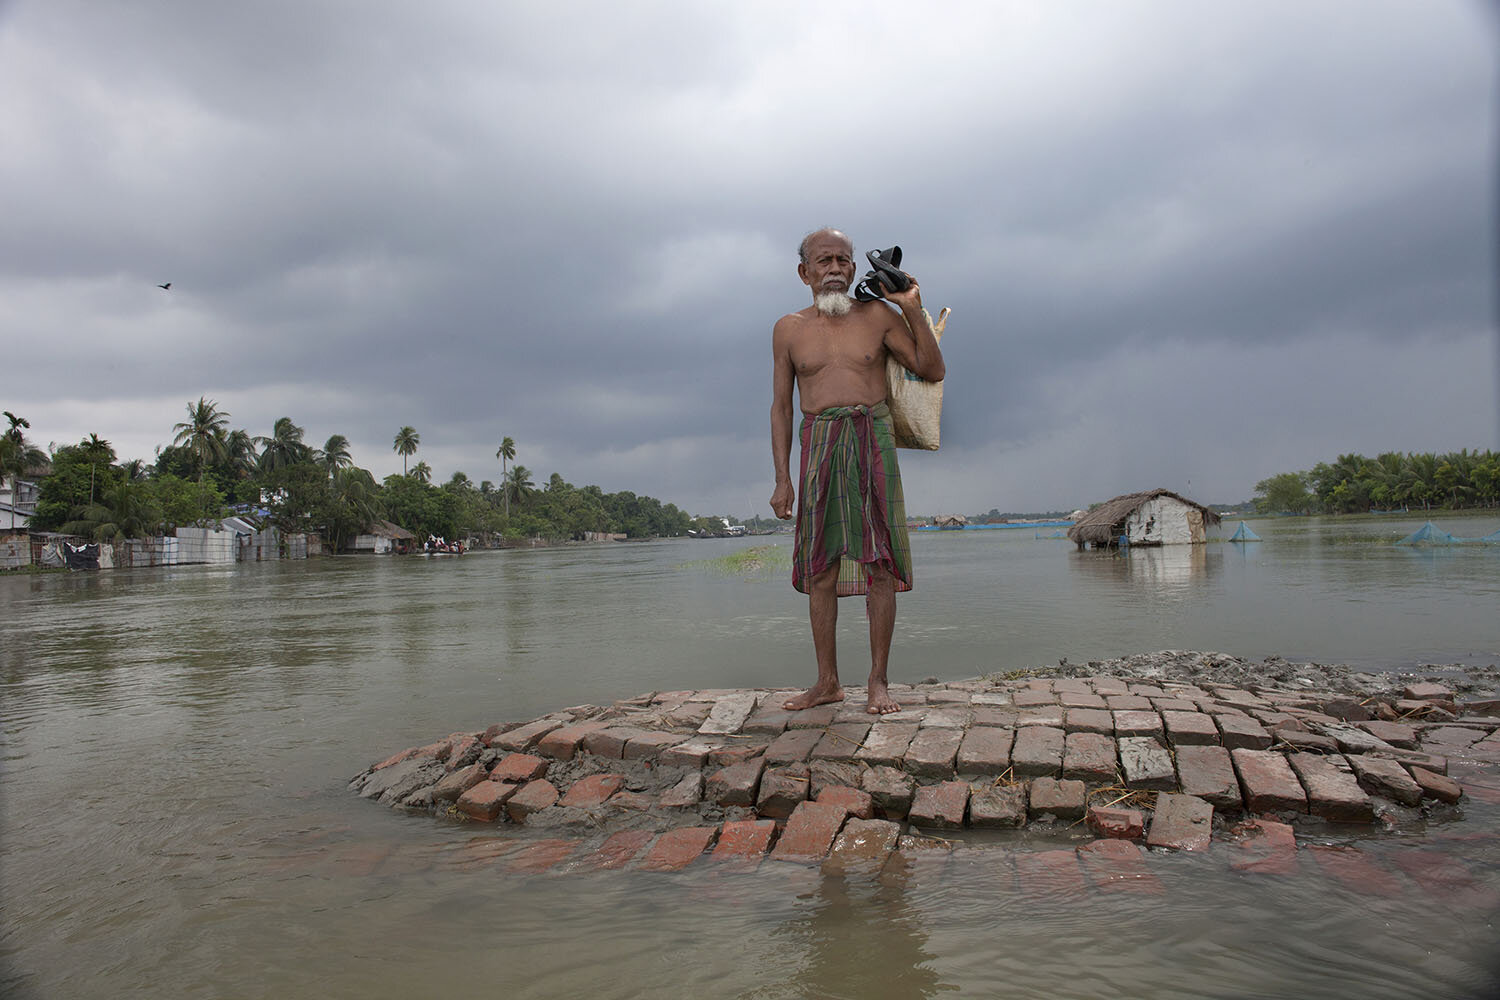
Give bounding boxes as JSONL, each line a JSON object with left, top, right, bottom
{"left": 5, "top": 399, "right": 724, "bottom": 548}
{"left": 1253, "top": 449, "right": 1500, "bottom": 515}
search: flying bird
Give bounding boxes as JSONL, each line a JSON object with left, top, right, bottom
{"left": 158, "top": 282, "right": 171, "bottom": 290}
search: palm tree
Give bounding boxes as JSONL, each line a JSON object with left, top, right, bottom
{"left": 225, "top": 429, "right": 258, "bottom": 480}
{"left": 411, "top": 461, "right": 432, "bottom": 485}
{"left": 320, "top": 434, "right": 353, "bottom": 477}
{"left": 496, "top": 436, "right": 516, "bottom": 518}
{"left": 2, "top": 412, "right": 46, "bottom": 531}
{"left": 394, "top": 426, "right": 419, "bottom": 476}
{"left": 60, "top": 479, "right": 160, "bottom": 542}
{"left": 505, "top": 464, "right": 534, "bottom": 510}
{"left": 172, "top": 398, "right": 230, "bottom": 485}
{"left": 255, "top": 417, "right": 311, "bottom": 474}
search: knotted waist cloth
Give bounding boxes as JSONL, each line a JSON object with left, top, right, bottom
{"left": 792, "top": 401, "right": 913, "bottom": 596}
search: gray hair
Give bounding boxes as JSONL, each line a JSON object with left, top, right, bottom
{"left": 798, "top": 227, "right": 851, "bottom": 264}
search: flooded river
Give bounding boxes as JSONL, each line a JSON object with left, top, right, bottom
{"left": 2, "top": 513, "right": 1498, "bottom": 998}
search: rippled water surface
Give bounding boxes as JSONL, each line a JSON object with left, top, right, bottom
{"left": 2, "top": 514, "right": 1498, "bottom": 998}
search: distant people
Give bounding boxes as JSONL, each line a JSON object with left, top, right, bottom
{"left": 769, "top": 228, "right": 944, "bottom": 715}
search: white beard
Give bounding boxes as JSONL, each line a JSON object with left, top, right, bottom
{"left": 814, "top": 291, "right": 853, "bottom": 316}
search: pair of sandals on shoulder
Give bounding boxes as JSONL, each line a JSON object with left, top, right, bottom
{"left": 853, "top": 246, "right": 912, "bottom": 303}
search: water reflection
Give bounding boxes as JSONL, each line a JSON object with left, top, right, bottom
{"left": 1068, "top": 544, "right": 1219, "bottom": 595}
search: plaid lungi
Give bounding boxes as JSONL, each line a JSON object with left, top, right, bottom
{"left": 792, "top": 401, "right": 913, "bottom": 596}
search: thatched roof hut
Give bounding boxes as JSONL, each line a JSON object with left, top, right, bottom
{"left": 1067, "top": 489, "right": 1220, "bottom": 549}
{"left": 933, "top": 514, "right": 967, "bottom": 529}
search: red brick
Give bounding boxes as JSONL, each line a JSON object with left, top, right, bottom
{"left": 908, "top": 780, "right": 970, "bottom": 828}
{"left": 491, "top": 719, "right": 563, "bottom": 751}
{"left": 968, "top": 783, "right": 1028, "bottom": 827}
{"left": 621, "top": 730, "right": 685, "bottom": 761}
{"left": 1307, "top": 845, "right": 1406, "bottom": 897}
{"left": 1162, "top": 711, "right": 1219, "bottom": 747}
{"left": 659, "top": 772, "right": 703, "bottom": 808}
{"left": 1409, "top": 766, "right": 1463, "bottom": 803}
{"left": 1287, "top": 753, "right": 1374, "bottom": 822}
{"left": 1016, "top": 848, "right": 1087, "bottom": 899}
{"left": 432, "top": 763, "right": 489, "bottom": 803}
{"left": 862, "top": 765, "right": 916, "bottom": 819}
{"left": 956, "top": 726, "right": 1014, "bottom": 774}
{"left": 765, "top": 728, "right": 823, "bottom": 764}
{"left": 1065, "top": 708, "right": 1114, "bottom": 735}
{"left": 712, "top": 819, "right": 778, "bottom": 863}
{"left": 1119, "top": 737, "right": 1175, "bottom": 790}
{"left": 854, "top": 722, "right": 920, "bottom": 767}
{"left": 1347, "top": 754, "right": 1422, "bottom": 806}
{"left": 705, "top": 757, "right": 766, "bottom": 806}
{"left": 1390, "top": 851, "right": 1499, "bottom": 910}
{"left": 1014, "top": 689, "right": 1058, "bottom": 707}
{"left": 1011, "top": 726, "right": 1064, "bottom": 777}
{"left": 1231, "top": 749, "right": 1307, "bottom": 813}
{"left": 786, "top": 704, "right": 839, "bottom": 729}
{"left": 1077, "top": 838, "right": 1164, "bottom": 895}
{"left": 1355, "top": 721, "right": 1419, "bottom": 749}
{"left": 1229, "top": 819, "right": 1298, "bottom": 874}
{"left": 559, "top": 773, "right": 625, "bottom": 808}
{"left": 578, "top": 726, "right": 649, "bottom": 759}
{"left": 826, "top": 818, "right": 902, "bottom": 867}
{"left": 574, "top": 830, "right": 654, "bottom": 871}
{"left": 535, "top": 720, "right": 613, "bottom": 760}
{"left": 1059, "top": 692, "right": 1108, "bottom": 710}
{"left": 708, "top": 743, "right": 766, "bottom": 767}
{"left": 656, "top": 737, "right": 723, "bottom": 768}
{"left": 816, "top": 784, "right": 874, "bottom": 820}
{"left": 1146, "top": 793, "right": 1213, "bottom": 851}
{"left": 1403, "top": 682, "right": 1453, "bottom": 702}
{"left": 505, "top": 779, "right": 559, "bottom": 822}
{"left": 1028, "top": 777, "right": 1086, "bottom": 819}
{"left": 1062, "top": 731, "right": 1118, "bottom": 783}
{"left": 1174, "top": 745, "right": 1242, "bottom": 809}
{"left": 1113, "top": 710, "right": 1164, "bottom": 738}
{"left": 1017, "top": 707, "right": 1065, "bottom": 728}
{"left": 1087, "top": 806, "right": 1144, "bottom": 840}
{"left": 756, "top": 765, "right": 811, "bottom": 819}
{"left": 489, "top": 753, "right": 548, "bottom": 783}
{"left": 444, "top": 736, "right": 480, "bottom": 770}
{"left": 811, "top": 723, "right": 872, "bottom": 762}
{"left": 904, "top": 728, "right": 964, "bottom": 776}
{"left": 608, "top": 791, "right": 654, "bottom": 811}
{"left": 1106, "top": 695, "right": 1152, "bottom": 712}
{"left": 638, "top": 826, "right": 718, "bottom": 871}
{"left": 771, "top": 801, "right": 849, "bottom": 863}
{"left": 504, "top": 838, "right": 579, "bottom": 873}
{"left": 1216, "top": 714, "right": 1272, "bottom": 751}
{"left": 454, "top": 780, "right": 517, "bottom": 822}
{"left": 371, "top": 746, "right": 421, "bottom": 771}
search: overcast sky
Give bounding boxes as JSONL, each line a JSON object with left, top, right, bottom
{"left": 3, "top": 1, "right": 1496, "bottom": 517}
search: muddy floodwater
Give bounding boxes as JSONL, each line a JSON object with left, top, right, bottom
{"left": 3, "top": 513, "right": 1498, "bottom": 998}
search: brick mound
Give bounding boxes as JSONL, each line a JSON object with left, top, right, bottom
{"left": 350, "top": 670, "right": 1500, "bottom": 873}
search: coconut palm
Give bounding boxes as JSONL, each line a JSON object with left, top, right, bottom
{"left": 255, "top": 417, "right": 312, "bottom": 473}
{"left": 2, "top": 412, "right": 46, "bottom": 531}
{"left": 496, "top": 436, "right": 515, "bottom": 518}
{"left": 320, "top": 434, "right": 353, "bottom": 477}
{"left": 172, "top": 398, "right": 231, "bottom": 484}
{"left": 505, "top": 464, "right": 534, "bottom": 510}
{"left": 411, "top": 461, "right": 432, "bottom": 485}
{"left": 60, "top": 479, "right": 160, "bottom": 542}
{"left": 394, "top": 426, "right": 419, "bottom": 476}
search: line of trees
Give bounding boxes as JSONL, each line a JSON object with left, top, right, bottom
{"left": 1254, "top": 449, "right": 1500, "bottom": 515}
{"left": 14, "top": 399, "right": 724, "bottom": 547}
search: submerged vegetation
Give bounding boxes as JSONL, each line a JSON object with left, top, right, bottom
{"left": 1254, "top": 450, "right": 1500, "bottom": 515}
{"left": 679, "top": 544, "right": 790, "bottom": 576}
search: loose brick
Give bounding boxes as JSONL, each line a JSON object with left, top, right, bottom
{"left": 1027, "top": 777, "right": 1086, "bottom": 820}
{"left": 489, "top": 753, "right": 548, "bottom": 783}
{"left": 742, "top": 707, "right": 792, "bottom": 736}
{"left": 1014, "top": 689, "right": 1058, "bottom": 707}
{"left": 574, "top": 829, "right": 654, "bottom": 872}
{"left": 1347, "top": 755, "right": 1422, "bottom": 807}
{"left": 492, "top": 719, "right": 563, "bottom": 752}
{"left": 855, "top": 722, "right": 919, "bottom": 767}
{"left": 1062, "top": 731, "right": 1118, "bottom": 783}
{"left": 559, "top": 774, "right": 625, "bottom": 809}
{"left": 771, "top": 801, "right": 849, "bottom": 863}
{"left": 639, "top": 826, "right": 718, "bottom": 871}
{"left": 1011, "top": 726, "right": 1065, "bottom": 778}
{"left": 712, "top": 819, "right": 777, "bottom": 864}
{"left": 1271, "top": 726, "right": 1340, "bottom": 753}
{"left": 1106, "top": 695, "right": 1153, "bottom": 711}
{"left": 1162, "top": 711, "right": 1220, "bottom": 747}
{"left": 657, "top": 737, "right": 724, "bottom": 768}
{"left": 826, "top": 818, "right": 902, "bottom": 867}
{"left": 1317, "top": 723, "right": 1397, "bottom": 755}
{"left": 699, "top": 692, "right": 758, "bottom": 735}
{"left": 1146, "top": 793, "right": 1213, "bottom": 851}
{"left": 1059, "top": 692, "right": 1108, "bottom": 710}
{"left": 808, "top": 760, "right": 865, "bottom": 798}
{"left": 663, "top": 701, "right": 713, "bottom": 728}
{"left": 1287, "top": 753, "right": 1373, "bottom": 822}
{"left": 1216, "top": 714, "right": 1272, "bottom": 751}
{"left": 1409, "top": 766, "right": 1462, "bottom": 803}
{"left": 1088, "top": 806, "right": 1144, "bottom": 840}
{"left": 1370, "top": 748, "right": 1449, "bottom": 775}
{"left": 1152, "top": 698, "right": 1198, "bottom": 714}
{"left": 862, "top": 765, "right": 915, "bottom": 819}
{"left": 432, "top": 763, "right": 488, "bottom": 803}
{"left": 1113, "top": 711, "right": 1164, "bottom": 738}
{"left": 1065, "top": 708, "right": 1114, "bottom": 735}
{"left": 454, "top": 780, "right": 517, "bottom": 822}
{"left": 504, "top": 838, "right": 579, "bottom": 874}
{"left": 1119, "top": 737, "right": 1175, "bottom": 790}
{"left": 968, "top": 783, "right": 1028, "bottom": 827}
{"left": 1016, "top": 849, "right": 1087, "bottom": 899}
{"left": 811, "top": 723, "right": 873, "bottom": 762}
{"left": 921, "top": 707, "right": 973, "bottom": 729}
{"left": 1229, "top": 818, "right": 1298, "bottom": 874}
{"left": 1128, "top": 684, "right": 1166, "bottom": 698}
{"left": 786, "top": 704, "right": 839, "bottom": 729}
{"left": 608, "top": 791, "right": 654, "bottom": 811}
{"left": 505, "top": 779, "right": 560, "bottom": 822}
{"left": 1403, "top": 682, "right": 1453, "bottom": 702}
{"left": 1421, "top": 726, "right": 1485, "bottom": 752}
{"left": 972, "top": 706, "right": 1019, "bottom": 727}
{"left": 1016, "top": 707, "right": 1066, "bottom": 728}
{"left": 536, "top": 720, "right": 613, "bottom": 760}
{"left": 908, "top": 780, "right": 969, "bottom": 829}
{"left": 659, "top": 772, "right": 704, "bottom": 808}
{"left": 1350, "top": 721, "right": 1416, "bottom": 749}
{"left": 816, "top": 784, "right": 874, "bottom": 820}
{"left": 957, "top": 727, "right": 1014, "bottom": 775}
{"left": 765, "top": 728, "right": 824, "bottom": 764}
{"left": 621, "top": 730, "right": 685, "bottom": 761}
{"left": 582, "top": 726, "right": 653, "bottom": 759}
{"left": 1232, "top": 749, "right": 1307, "bottom": 813}
{"left": 905, "top": 728, "right": 964, "bottom": 777}
{"left": 706, "top": 758, "right": 766, "bottom": 807}
{"left": 757, "top": 765, "right": 811, "bottom": 819}
{"left": 1077, "top": 838, "right": 1164, "bottom": 895}
{"left": 1174, "top": 745, "right": 1242, "bottom": 809}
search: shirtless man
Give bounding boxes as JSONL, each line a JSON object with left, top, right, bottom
{"left": 770, "top": 228, "right": 945, "bottom": 715}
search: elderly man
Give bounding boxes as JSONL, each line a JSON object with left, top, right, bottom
{"left": 770, "top": 228, "right": 945, "bottom": 715}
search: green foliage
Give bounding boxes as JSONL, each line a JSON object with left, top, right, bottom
{"left": 146, "top": 473, "right": 225, "bottom": 528}
{"left": 31, "top": 440, "right": 124, "bottom": 531}
{"left": 60, "top": 479, "right": 162, "bottom": 541}
{"left": 1264, "top": 449, "right": 1500, "bottom": 514}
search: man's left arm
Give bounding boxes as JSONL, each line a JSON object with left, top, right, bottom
{"left": 881, "top": 280, "right": 945, "bottom": 382}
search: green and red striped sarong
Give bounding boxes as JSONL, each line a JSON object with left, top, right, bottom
{"left": 792, "top": 401, "right": 913, "bottom": 596}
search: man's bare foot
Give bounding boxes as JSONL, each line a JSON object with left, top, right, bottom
{"left": 866, "top": 680, "right": 901, "bottom": 715}
{"left": 784, "top": 683, "right": 844, "bottom": 711}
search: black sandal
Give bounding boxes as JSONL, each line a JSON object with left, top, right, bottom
{"left": 852, "top": 245, "right": 911, "bottom": 302}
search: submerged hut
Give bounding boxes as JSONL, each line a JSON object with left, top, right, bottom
{"left": 933, "top": 514, "right": 967, "bottom": 530}
{"left": 1067, "top": 489, "right": 1221, "bottom": 549}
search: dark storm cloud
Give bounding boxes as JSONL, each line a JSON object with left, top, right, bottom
{"left": 1, "top": 1, "right": 1493, "bottom": 516}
